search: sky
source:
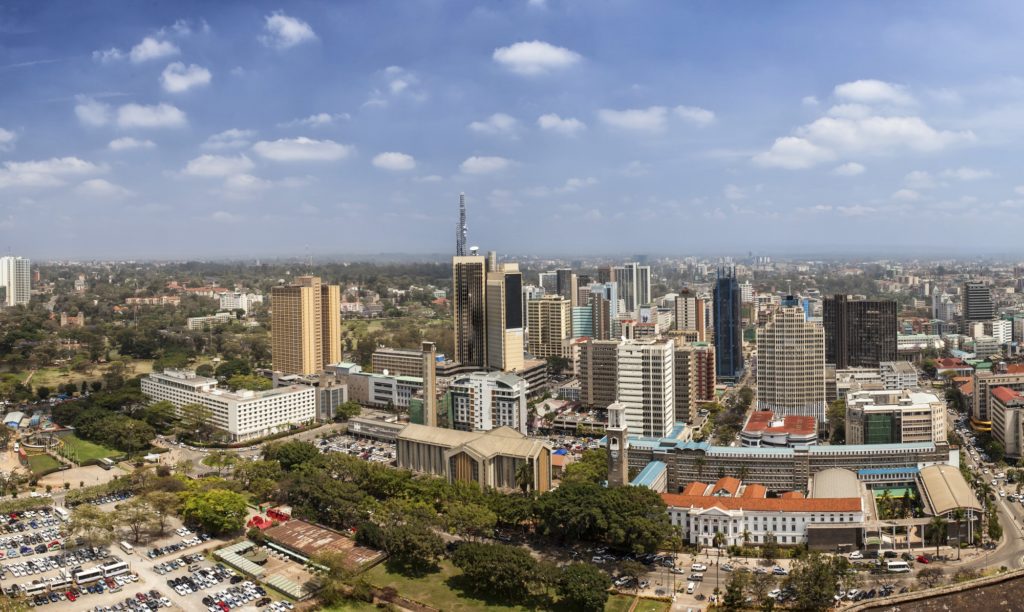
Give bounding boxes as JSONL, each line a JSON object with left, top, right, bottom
{"left": 4, "top": 1, "right": 1024, "bottom": 259}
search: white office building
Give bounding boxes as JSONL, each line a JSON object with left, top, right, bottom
{"left": 219, "top": 292, "right": 264, "bottom": 314}
{"left": 879, "top": 361, "right": 919, "bottom": 391}
{"left": 141, "top": 370, "right": 316, "bottom": 441}
{"left": 617, "top": 338, "right": 675, "bottom": 437}
{"left": 0, "top": 256, "right": 31, "bottom": 307}
{"left": 449, "top": 371, "right": 529, "bottom": 434}
{"left": 756, "top": 307, "right": 826, "bottom": 424}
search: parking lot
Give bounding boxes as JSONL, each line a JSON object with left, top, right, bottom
{"left": 315, "top": 434, "right": 395, "bottom": 463}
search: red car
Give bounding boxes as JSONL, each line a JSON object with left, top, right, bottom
{"left": 915, "top": 555, "right": 930, "bottom": 564}
{"left": 66, "top": 591, "right": 77, "bottom": 602}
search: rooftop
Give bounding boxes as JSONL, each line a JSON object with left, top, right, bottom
{"left": 741, "top": 411, "right": 817, "bottom": 436}
{"left": 992, "top": 386, "right": 1024, "bottom": 404}
{"left": 631, "top": 461, "right": 667, "bottom": 488}
{"left": 662, "top": 493, "right": 861, "bottom": 513}
{"left": 917, "top": 464, "right": 982, "bottom": 516}
{"left": 811, "top": 468, "right": 862, "bottom": 499}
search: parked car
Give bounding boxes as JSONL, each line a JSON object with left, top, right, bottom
{"left": 916, "top": 555, "right": 930, "bottom": 564}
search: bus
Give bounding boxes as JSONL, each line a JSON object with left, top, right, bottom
{"left": 19, "top": 582, "right": 47, "bottom": 596}
{"left": 72, "top": 567, "right": 104, "bottom": 585}
{"left": 53, "top": 507, "right": 69, "bottom": 522}
{"left": 47, "top": 576, "right": 71, "bottom": 591}
{"left": 119, "top": 541, "right": 134, "bottom": 555}
{"left": 886, "top": 561, "right": 911, "bottom": 573}
{"left": 98, "top": 458, "right": 115, "bottom": 470}
{"left": 101, "top": 561, "right": 130, "bottom": 578}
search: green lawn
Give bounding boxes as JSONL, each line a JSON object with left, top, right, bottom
{"left": 605, "top": 595, "right": 635, "bottom": 612}
{"left": 634, "top": 600, "right": 671, "bottom": 612}
{"left": 27, "top": 454, "right": 62, "bottom": 476}
{"left": 61, "top": 434, "right": 119, "bottom": 463}
{"left": 321, "top": 603, "right": 378, "bottom": 612}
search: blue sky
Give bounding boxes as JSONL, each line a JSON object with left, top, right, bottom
{"left": 3, "top": 1, "right": 1024, "bottom": 259}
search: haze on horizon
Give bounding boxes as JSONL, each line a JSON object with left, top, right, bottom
{"left": 4, "top": 1, "right": 1024, "bottom": 260}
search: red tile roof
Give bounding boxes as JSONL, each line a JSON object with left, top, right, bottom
{"left": 937, "top": 358, "right": 968, "bottom": 368}
{"left": 743, "top": 411, "right": 817, "bottom": 436}
{"left": 713, "top": 477, "right": 741, "bottom": 495}
{"left": 740, "top": 484, "right": 767, "bottom": 498}
{"left": 1008, "top": 365, "right": 1024, "bottom": 374}
{"left": 959, "top": 381, "right": 975, "bottom": 396}
{"left": 682, "top": 482, "right": 709, "bottom": 496}
{"left": 780, "top": 491, "right": 805, "bottom": 499}
{"left": 992, "top": 386, "right": 1024, "bottom": 405}
{"left": 662, "top": 493, "right": 860, "bottom": 513}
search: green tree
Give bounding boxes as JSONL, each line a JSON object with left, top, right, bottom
{"left": 226, "top": 374, "right": 272, "bottom": 391}
{"left": 309, "top": 551, "right": 356, "bottom": 606}
{"left": 201, "top": 450, "right": 238, "bottom": 477}
{"left": 723, "top": 572, "right": 750, "bottom": 611}
{"left": 178, "top": 403, "right": 219, "bottom": 441}
{"left": 986, "top": 440, "right": 1005, "bottom": 462}
{"left": 988, "top": 508, "right": 1003, "bottom": 542}
{"left": 140, "top": 400, "right": 179, "bottom": 431}
{"left": 515, "top": 461, "right": 534, "bottom": 494}
{"left": 334, "top": 400, "right": 362, "bottom": 421}
{"left": 263, "top": 440, "right": 319, "bottom": 470}
{"left": 826, "top": 399, "right": 846, "bottom": 443}
{"left": 69, "top": 504, "right": 115, "bottom": 548}
{"left": 785, "top": 553, "right": 842, "bottom": 612}
{"left": 115, "top": 496, "right": 159, "bottom": 543}
{"left": 617, "top": 560, "right": 646, "bottom": 593}
{"left": 444, "top": 501, "right": 497, "bottom": 540}
{"left": 214, "top": 358, "right": 251, "bottom": 379}
{"left": 144, "top": 491, "right": 181, "bottom": 537}
{"left": 953, "top": 507, "right": 966, "bottom": 559}
{"left": 561, "top": 448, "right": 608, "bottom": 484}
{"left": 452, "top": 542, "right": 540, "bottom": 602}
{"left": 927, "top": 515, "right": 947, "bottom": 557}
{"left": 917, "top": 566, "right": 945, "bottom": 589}
{"left": 557, "top": 563, "right": 611, "bottom": 612}
{"left": 762, "top": 532, "right": 779, "bottom": 563}
{"left": 36, "top": 385, "right": 51, "bottom": 400}
{"left": 180, "top": 488, "right": 248, "bottom": 535}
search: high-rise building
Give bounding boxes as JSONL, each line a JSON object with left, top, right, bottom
{"left": 616, "top": 338, "right": 675, "bottom": 437}
{"left": 0, "top": 256, "right": 31, "bottom": 307}
{"left": 613, "top": 262, "right": 651, "bottom": 314}
{"left": 455, "top": 193, "right": 468, "bottom": 256}
{"left": 270, "top": 276, "right": 340, "bottom": 376}
{"left": 555, "top": 268, "right": 579, "bottom": 307}
{"left": 538, "top": 271, "right": 558, "bottom": 294}
{"left": 823, "top": 295, "right": 897, "bottom": 369}
{"left": 486, "top": 263, "right": 524, "bottom": 372}
{"left": 452, "top": 255, "right": 488, "bottom": 367}
{"left": 673, "top": 291, "right": 706, "bottom": 341}
{"left": 597, "top": 265, "right": 615, "bottom": 284}
{"left": 448, "top": 371, "right": 529, "bottom": 434}
{"left": 674, "top": 344, "right": 698, "bottom": 424}
{"left": 713, "top": 268, "right": 744, "bottom": 382}
{"left": 963, "top": 281, "right": 994, "bottom": 323}
{"left": 580, "top": 339, "right": 619, "bottom": 408}
{"left": 571, "top": 306, "right": 593, "bottom": 338}
{"left": 590, "top": 294, "right": 613, "bottom": 340}
{"left": 756, "top": 306, "right": 826, "bottom": 424}
{"left": 526, "top": 295, "right": 571, "bottom": 359}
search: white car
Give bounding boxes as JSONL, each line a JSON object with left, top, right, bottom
{"left": 691, "top": 563, "right": 707, "bottom": 572}
{"left": 849, "top": 551, "right": 863, "bottom": 559}
{"left": 768, "top": 589, "right": 781, "bottom": 599}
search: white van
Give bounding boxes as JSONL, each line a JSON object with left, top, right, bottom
{"left": 119, "top": 541, "right": 134, "bottom": 555}
{"left": 686, "top": 581, "right": 696, "bottom": 594}
{"left": 886, "top": 560, "right": 910, "bottom": 573}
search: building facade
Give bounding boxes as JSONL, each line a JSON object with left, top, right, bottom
{"left": 674, "top": 292, "right": 706, "bottom": 341}
{"left": 448, "top": 371, "right": 528, "bottom": 434}
{"left": 962, "top": 281, "right": 994, "bottom": 323}
{"left": 713, "top": 269, "right": 744, "bottom": 382}
{"left": 613, "top": 263, "right": 651, "bottom": 314}
{"left": 270, "top": 276, "right": 341, "bottom": 376}
{"left": 823, "top": 295, "right": 897, "bottom": 369}
{"left": 452, "top": 255, "right": 488, "bottom": 367}
{"left": 845, "top": 389, "right": 946, "bottom": 445}
{"left": 580, "top": 339, "right": 619, "bottom": 409}
{"left": 526, "top": 295, "right": 572, "bottom": 359}
{"left": 756, "top": 306, "right": 826, "bottom": 424}
{"left": 617, "top": 338, "right": 676, "bottom": 437}
{"left": 486, "top": 263, "right": 525, "bottom": 372}
{"left": 0, "top": 256, "right": 30, "bottom": 307}
{"left": 991, "top": 386, "right": 1024, "bottom": 459}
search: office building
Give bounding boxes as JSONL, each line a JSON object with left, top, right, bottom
{"left": 845, "top": 389, "right": 946, "bottom": 445}
{"left": 555, "top": 268, "right": 578, "bottom": 307}
{"left": 984, "top": 319, "right": 1012, "bottom": 344}
{"left": 673, "top": 344, "right": 699, "bottom": 423}
{"left": 486, "top": 263, "right": 524, "bottom": 372}
{"left": 756, "top": 306, "right": 826, "bottom": 424}
{"left": 962, "top": 281, "right": 994, "bottom": 323}
{"left": 580, "top": 339, "right": 619, "bottom": 409}
{"left": 613, "top": 263, "right": 651, "bottom": 314}
{"left": 973, "top": 370, "right": 1024, "bottom": 431}
{"left": 371, "top": 347, "right": 431, "bottom": 378}
{"left": 220, "top": 292, "right": 263, "bottom": 314}
{"left": 526, "top": 295, "right": 571, "bottom": 359}
{"left": 740, "top": 411, "right": 818, "bottom": 447}
{"left": 991, "top": 387, "right": 1024, "bottom": 460}
{"left": 617, "top": 338, "right": 675, "bottom": 437}
{"left": 538, "top": 271, "right": 557, "bottom": 294}
{"left": 823, "top": 295, "right": 897, "bottom": 368}
{"left": 141, "top": 370, "right": 316, "bottom": 442}
{"left": 597, "top": 265, "right": 614, "bottom": 284}
{"left": 327, "top": 362, "right": 424, "bottom": 409}
{"left": 713, "top": 268, "right": 744, "bottom": 382}
{"left": 571, "top": 306, "right": 593, "bottom": 338}
{"left": 879, "top": 361, "right": 919, "bottom": 390}
{"left": 270, "top": 276, "right": 340, "bottom": 376}
{"left": 448, "top": 371, "right": 529, "bottom": 434}
{"left": 0, "top": 256, "right": 30, "bottom": 307}
{"left": 455, "top": 193, "right": 468, "bottom": 256}
{"left": 452, "top": 255, "right": 488, "bottom": 367}
{"left": 673, "top": 291, "right": 706, "bottom": 341}
{"left": 186, "top": 312, "right": 234, "bottom": 331}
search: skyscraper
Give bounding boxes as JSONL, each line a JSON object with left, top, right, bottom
{"left": 616, "top": 338, "right": 675, "bottom": 437}
{"left": 673, "top": 290, "right": 706, "bottom": 341}
{"left": 452, "top": 255, "right": 488, "bottom": 367}
{"left": 713, "top": 268, "right": 744, "bottom": 382}
{"left": 963, "top": 281, "right": 994, "bottom": 323}
{"left": 0, "top": 256, "right": 31, "bottom": 307}
{"left": 486, "top": 263, "right": 524, "bottom": 372}
{"left": 613, "top": 262, "right": 651, "bottom": 314}
{"left": 823, "top": 295, "right": 897, "bottom": 368}
{"left": 270, "top": 276, "right": 340, "bottom": 376}
{"left": 580, "top": 339, "right": 619, "bottom": 408}
{"left": 526, "top": 295, "right": 571, "bottom": 359}
{"left": 555, "top": 268, "right": 578, "bottom": 307}
{"left": 757, "top": 306, "right": 826, "bottom": 424}
{"left": 455, "top": 193, "right": 468, "bottom": 256}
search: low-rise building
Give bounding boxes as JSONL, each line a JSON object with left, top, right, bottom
{"left": 880, "top": 361, "right": 919, "bottom": 390}
{"left": 991, "top": 386, "right": 1024, "bottom": 459}
{"left": 740, "top": 411, "right": 818, "bottom": 447}
{"left": 845, "top": 388, "right": 946, "bottom": 445}
{"left": 186, "top": 312, "right": 234, "bottom": 330}
{"left": 449, "top": 371, "right": 528, "bottom": 434}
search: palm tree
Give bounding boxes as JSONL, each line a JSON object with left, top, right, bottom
{"left": 952, "top": 508, "right": 966, "bottom": 560}
{"left": 927, "top": 516, "right": 947, "bottom": 558}
{"left": 742, "top": 529, "right": 752, "bottom": 549}
{"left": 695, "top": 456, "right": 707, "bottom": 482}
{"left": 515, "top": 461, "right": 534, "bottom": 494}
{"left": 737, "top": 465, "right": 750, "bottom": 483}
{"left": 713, "top": 531, "right": 726, "bottom": 596}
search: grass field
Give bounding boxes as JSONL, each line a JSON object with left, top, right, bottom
{"left": 605, "top": 595, "right": 635, "bottom": 612}
{"left": 21, "top": 359, "right": 155, "bottom": 390}
{"left": 365, "top": 561, "right": 544, "bottom": 612}
{"left": 634, "top": 599, "right": 671, "bottom": 612}
{"left": 60, "top": 434, "right": 119, "bottom": 463}
{"left": 27, "top": 454, "right": 62, "bottom": 476}
{"left": 321, "top": 603, "right": 378, "bottom": 612}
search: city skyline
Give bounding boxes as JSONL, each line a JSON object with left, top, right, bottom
{"left": 6, "top": 2, "right": 1024, "bottom": 259}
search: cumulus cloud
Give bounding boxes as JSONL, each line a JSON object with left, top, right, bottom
{"left": 160, "top": 62, "right": 212, "bottom": 93}
{"left": 108, "top": 137, "right": 155, "bottom": 151}
{"left": 74, "top": 96, "right": 112, "bottom": 127}
{"left": 941, "top": 167, "right": 993, "bottom": 181}
{"left": 372, "top": 152, "right": 416, "bottom": 171}
{"left": 183, "top": 154, "right": 255, "bottom": 177}
{"left": 0, "top": 157, "right": 106, "bottom": 189}
{"left": 460, "top": 156, "right": 511, "bottom": 174}
{"left": 801, "top": 95, "right": 820, "bottom": 107}
{"left": 537, "top": 113, "right": 585, "bottom": 135}
{"left": 223, "top": 174, "right": 272, "bottom": 192}
{"left": 92, "top": 48, "right": 124, "bottom": 63}
{"left": 598, "top": 106, "right": 668, "bottom": 132}
{"left": 364, "top": 66, "right": 425, "bottom": 107}
{"left": 826, "top": 104, "right": 873, "bottom": 119}
{"left": 468, "top": 113, "right": 518, "bottom": 136}
{"left": 752, "top": 137, "right": 836, "bottom": 169}
{"left": 261, "top": 12, "right": 317, "bottom": 49}
{"left": 0, "top": 128, "right": 15, "bottom": 151}
{"left": 117, "top": 103, "right": 187, "bottom": 129}
{"left": 252, "top": 137, "right": 353, "bottom": 161}
{"left": 129, "top": 37, "right": 180, "bottom": 63}
{"left": 892, "top": 188, "right": 921, "bottom": 201}
{"left": 492, "top": 40, "right": 581, "bottom": 76}
{"left": 278, "top": 113, "right": 349, "bottom": 128}
{"left": 797, "top": 115, "right": 972, "bottom": 153}
{"left": 75, "top": 178, "right": 133, "bottom": 198}
{"left": 833, "top": 79, "right": 915, "bottom": 105}
{"left": 831, "top": 162, "right": 866, "bottom": 176}
{"left": 674, "top": 105, "right": 715, "bottom": 126}
{"left": 202, "top": 129, "right": 255, "bottom": 150}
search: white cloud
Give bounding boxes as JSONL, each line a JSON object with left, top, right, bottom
{"left": 279, "top": 113, "right": 349, "bottom": 128}
{"left": 202, "top": 129, "right": 255, "bottom": 150}
{"left": 0, "top": 157, "right": 105, "bottom": 189}
{"left": 183, "top": 154, "right": 255, "bottom": 178}
{"left": 837, "top": 204, "right": 876, "bottom": 216}
{"left": 598, "top": 106, "right": 668, "bottom": 132}
{"left": 621, "top": 161, "right": 650, "bottom": 177}
{"left": 74, "top": 96, "right": 112, "bottom": 127}
{"left": 261, "top": 12, "right": 317, "bottom": 49}
{"left": 108, "top": 137, "right": 155, "bottom": 151}
{"left": 252, "top": 137, "right": 353, "bottom": 161}
{"left": 92, "top": 48, "right": 124, "bottom": 63}
{"left": 75, "top": 178, "right": 133, "bottom": 198}
{"left": 723, "top": 184, "right": 746, "bottom": 200}
{"left": 831, "top": 162, "right": 865, "bottom": 176}
{"left": 117, "top": 103, "right": 187, "bottom": 129}
{"left": 801, "top": 95, "right": 820, "bottom": 107}
{"left": 1015, "top": 185, "right": 1024, "bottom": 196}
{"left": 160, "top": 62, "right": 212, "bottom": 93}
{"left": 364, "top": 66, "right": 425, "bottom": 107}
{"left": 892, "top": 188, "right": 921, "bottom": 201}
{"left": 752, "top": 137, "right": 836, "bottom": 169}
{"left": 941, "top": 167, "right": 993, "bottom": 181}
{"left": 492, "top": 40, "right": 581, "bottom": 76}
{"left": 826, "top": 104, "right": 873, "bottom": 119}
{"left": 537, "top": 113, "right": 586, "bottom": 135}
{"left": 904, "top": 170, "right": 938, "bottom": 189}
{"left": 211, "top": 211, "right": 237, "bottom": 222}
{"left": 460, "top": 156, "right": 511, "bottom": 174}
{"left": 223, "top": 174, "right": 272, "bottom": 192}
{"left": 798, "top": 115, "right": 972, "bottom": 154}
{"left": 372, "top": 152, "right": 416, "bottom": 171}
{"left": 129, "top": 37, "right": 180, "bottom": 63}
{"left": 0, "top": 128, "right": 15, "bottom": 151}
{"left": 674, "top": 105, "right": 715, "bottom": 126}
{"left": 833, "top": 79, "right": 914, "bottom": 105}
{"left": 561, "top": 177, "right": 597, "bottom": 192}
{"left": 468, "top": 113, "right": 518, "bottom": 136}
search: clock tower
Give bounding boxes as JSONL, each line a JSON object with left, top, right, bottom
{"left": 606, "top": 401, "right": 629, "bottom": 487}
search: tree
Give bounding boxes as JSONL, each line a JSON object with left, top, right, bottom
{"left": 69, "top": 504, "right": 115, "bottom": 548}
{"left": 546, "top": 356, "right": 570, "bottom": 375}
{"left": 180, "top": 488, "right": 248, "bottom": 535}
{"left": 232, "top": 459, "right": 283, "bottom": 501}
{"left": 617, "top": 560, "right": 646, "bottom": 592}
{"left": 144, "top": 491, "right": 181, "bottom": 537}
{"left": 202, "top": 450, "right": 238, "bottom": 477}
{"left": 214, "top": 358, "right": 251, "bottom": 379}
{"left": 310, "top": 551, "right": 357, "bottom": 606}
{"left": 785, "top": 553, "right": 842, "bottom": 612}
{"left": 515, "top": 461, "right": 534, "bottom": 494}
{"left": 452, "top": 542, "right": 540, "bottom": 602}
{"left": 953, "top": 507, "right": 966, "bottom": 559}
{"left": 36, "top": 385, "right": 51, "bottom": 400}
{"left": 986, "top": 440, "right": 1005, "bottom": 463}
{"left": 226, "top": 374, "right": 272, "bottom": 391}
{"left": 723, "top": 572, "right": 750, "bottom": 611}
{"left": 444, "top": 501, "right": 497, "bottom": 540}
{"left": 140, "top": 400, "right": 178, "bottom": 431}
{"left": 826, "top": 399, "right": 846, "bottom": 443}
{"left": 762, "top": 532, "right": 779, "bottom": 563}
{"left": 178, "top": 403, "right": 219, "bottom": 441}
{"left": 927, "top": 515, "right": 947, "bottom": 557}
{"left": 749, "top": 571, "right": 776, "bottom": 606}
{"left": 263, "top": 440, "right": 319, "bottom": 471}
{"left": 561, "top": 448, "right": 608, "bottom": 484}
{"left": 381, "top": 516, "right": 444, "bottom": 575}
{"left": 917, "top": 566, "right": 945, "bottom": 589}
{"left": 557, "top": 563, "right": 611, "bottom": 612}
{"left": 988, "top": 508, "right": 1003, "bottom": 542}
{"left": 334, "top": 401, "right": 362, "bottom": 421}
{"left": 115, "top": 497, "right": 159, "bottom": 543}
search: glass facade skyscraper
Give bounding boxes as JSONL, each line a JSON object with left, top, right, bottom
{"left": 713, "top": 268, "right": 744, "bottom": 382}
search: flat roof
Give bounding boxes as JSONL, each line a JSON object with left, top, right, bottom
{"left": 263, "top": 520, "right": 383, "bottom": 570}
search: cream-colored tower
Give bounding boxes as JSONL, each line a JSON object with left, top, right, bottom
{"left": 270, "top": 276, "right": 340, "bottom": 375}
